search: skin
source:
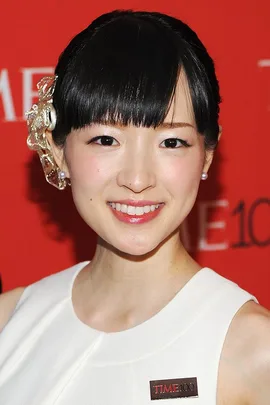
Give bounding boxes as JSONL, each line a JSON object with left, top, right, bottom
{"left": 1, "top": 72, "right": 269, "bottom": 404}
{"left": 50, "top": 73, "right": 213, "bottom": 333}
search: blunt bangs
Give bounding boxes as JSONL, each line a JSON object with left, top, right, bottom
{"left": 53, "top": 14, "right": 180, "bottom": 145}
{"left": 52, "top": 10, "right": 221, "bottom": 149}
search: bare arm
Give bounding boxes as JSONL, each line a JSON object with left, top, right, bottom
{"left": 0, "top": 288, "right": 25, "bottom": 332}
{"left": 244, "top": 304, "right": 270, "bottom": 405}
{"left": 218, "top": 301, "right": 270, "bottom": 405}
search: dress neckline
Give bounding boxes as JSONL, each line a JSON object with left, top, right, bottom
{"left": 68, "top": 261, "right": 215, "bottom": 364}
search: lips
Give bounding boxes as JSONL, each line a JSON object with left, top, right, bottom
{"left": 107, "top": 200, "right": 164, "bottom": 224}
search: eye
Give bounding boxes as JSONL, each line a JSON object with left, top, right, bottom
{"left": 87, "top": 136, "right": 119, "bottom": 146}
{"left": 160, "top": 138, "right": 191, "bottom": 148}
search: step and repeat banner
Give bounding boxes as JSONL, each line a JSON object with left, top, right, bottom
{"left": 0, "top": 0, "right": 269, "bottom": 307}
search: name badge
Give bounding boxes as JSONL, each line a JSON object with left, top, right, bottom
{"left": 150, "top": 377, "right": 198, "bottom": 400}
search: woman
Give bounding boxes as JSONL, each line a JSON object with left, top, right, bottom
{"left": 0, "top": 9, "right": 269, "bottom": 405}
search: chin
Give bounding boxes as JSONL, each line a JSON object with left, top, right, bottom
{"left": 120, "top": 245, "right": 155, "bottom": 257}
{"left": 109, "top": 235, "right": 163, "bottom": 257}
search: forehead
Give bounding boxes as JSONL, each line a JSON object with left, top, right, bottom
{"left": 164, "top": 70, "right": 194, "bottom": 124}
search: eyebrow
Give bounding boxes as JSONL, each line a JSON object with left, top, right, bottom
{"left": 88, "top": 121, "right": 194, "bottom": 130}
{"left": 158, "top": 122, "right": 194, "bottom": 129}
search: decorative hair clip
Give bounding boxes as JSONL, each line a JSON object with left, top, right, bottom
{"left": 25, "top": 76, "right": 69, "bottom": 190}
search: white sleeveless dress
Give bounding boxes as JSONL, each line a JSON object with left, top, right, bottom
{"left": 0, "top": 262, "right": 257, "bottom": 405}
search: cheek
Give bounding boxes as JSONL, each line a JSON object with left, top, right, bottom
{"left": 65, "top": 148, "right": 112, "bottom": 191}
{"left": 65, "top": 149, "right": 113, "bottom": 221}
{"left": 161, "top": 151, "right": 204, "bottom": 193}
{"left": 71, "top": 158, "right": 100, "bottom": 185}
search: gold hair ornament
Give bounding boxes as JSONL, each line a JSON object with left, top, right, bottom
{"left": 25, "top": 76, "right": 70, "bottom": 190}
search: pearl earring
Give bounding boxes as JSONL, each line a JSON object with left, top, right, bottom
{"left": 201, "top": 172, "right": 208, "bottom": 180}
{"left": 58, "top": 170, "right": 66, "bottom": 180}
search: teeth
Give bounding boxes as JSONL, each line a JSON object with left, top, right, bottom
{"left": 135, "top": 207, "right": 144, "bottom": 216}
{"left": 144, "top": 205, "right": 150, "bottom": 213}
{"left": 109, "top": 203, "right": 161, "bottom": 216}
{"left": 127, "top": 206, "right": 136, "bottom": 215}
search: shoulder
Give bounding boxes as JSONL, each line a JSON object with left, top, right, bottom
{"left": 0, "top": 287, "right": 25, "bottom": 332}
{"left": 219, "top": 300, "right": 270, "bottom": 405}
{"left": 237, "top": 302, "right": 270, "bottom": 405}
{"left": 0, "top": 262, "right": 89, "bottom": 333}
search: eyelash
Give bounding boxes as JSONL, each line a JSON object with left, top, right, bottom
{"left": 87, "top": 136, "right": 191, "bottom": 148}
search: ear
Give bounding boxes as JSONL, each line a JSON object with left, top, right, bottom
{"left": 218, "top": 125, "right": 222, "bottom": 141}
{"left": 45, "top": 131, "right": 70, "bottom": 178}
{"left": 202, "top": 125, "right": 222, "bottom": 174}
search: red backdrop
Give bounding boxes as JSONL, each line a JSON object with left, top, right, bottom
{"left": 0, "top": 0, "right": 269, "bottom": 307}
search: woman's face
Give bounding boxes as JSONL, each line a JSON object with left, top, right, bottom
{"left": 59, "top": 74, "right": 213, "bottom": 255}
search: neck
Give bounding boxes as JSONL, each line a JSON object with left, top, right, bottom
{"left": 74, "top": 231, "right": 201, "bottom": 332}
{"left": 93, "top": 232, "right": 194, "bottom": 279}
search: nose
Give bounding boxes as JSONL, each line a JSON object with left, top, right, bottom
{"left": 116, "top": 151, "right": 156, "bottom": 193}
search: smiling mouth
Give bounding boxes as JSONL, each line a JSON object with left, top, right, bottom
{"left": 108, "top": 202, "right": 163, "bottom": 216}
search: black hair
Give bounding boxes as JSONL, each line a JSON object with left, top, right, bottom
{"left": 52, "top": 10, "right": 221, "bottom": 149}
